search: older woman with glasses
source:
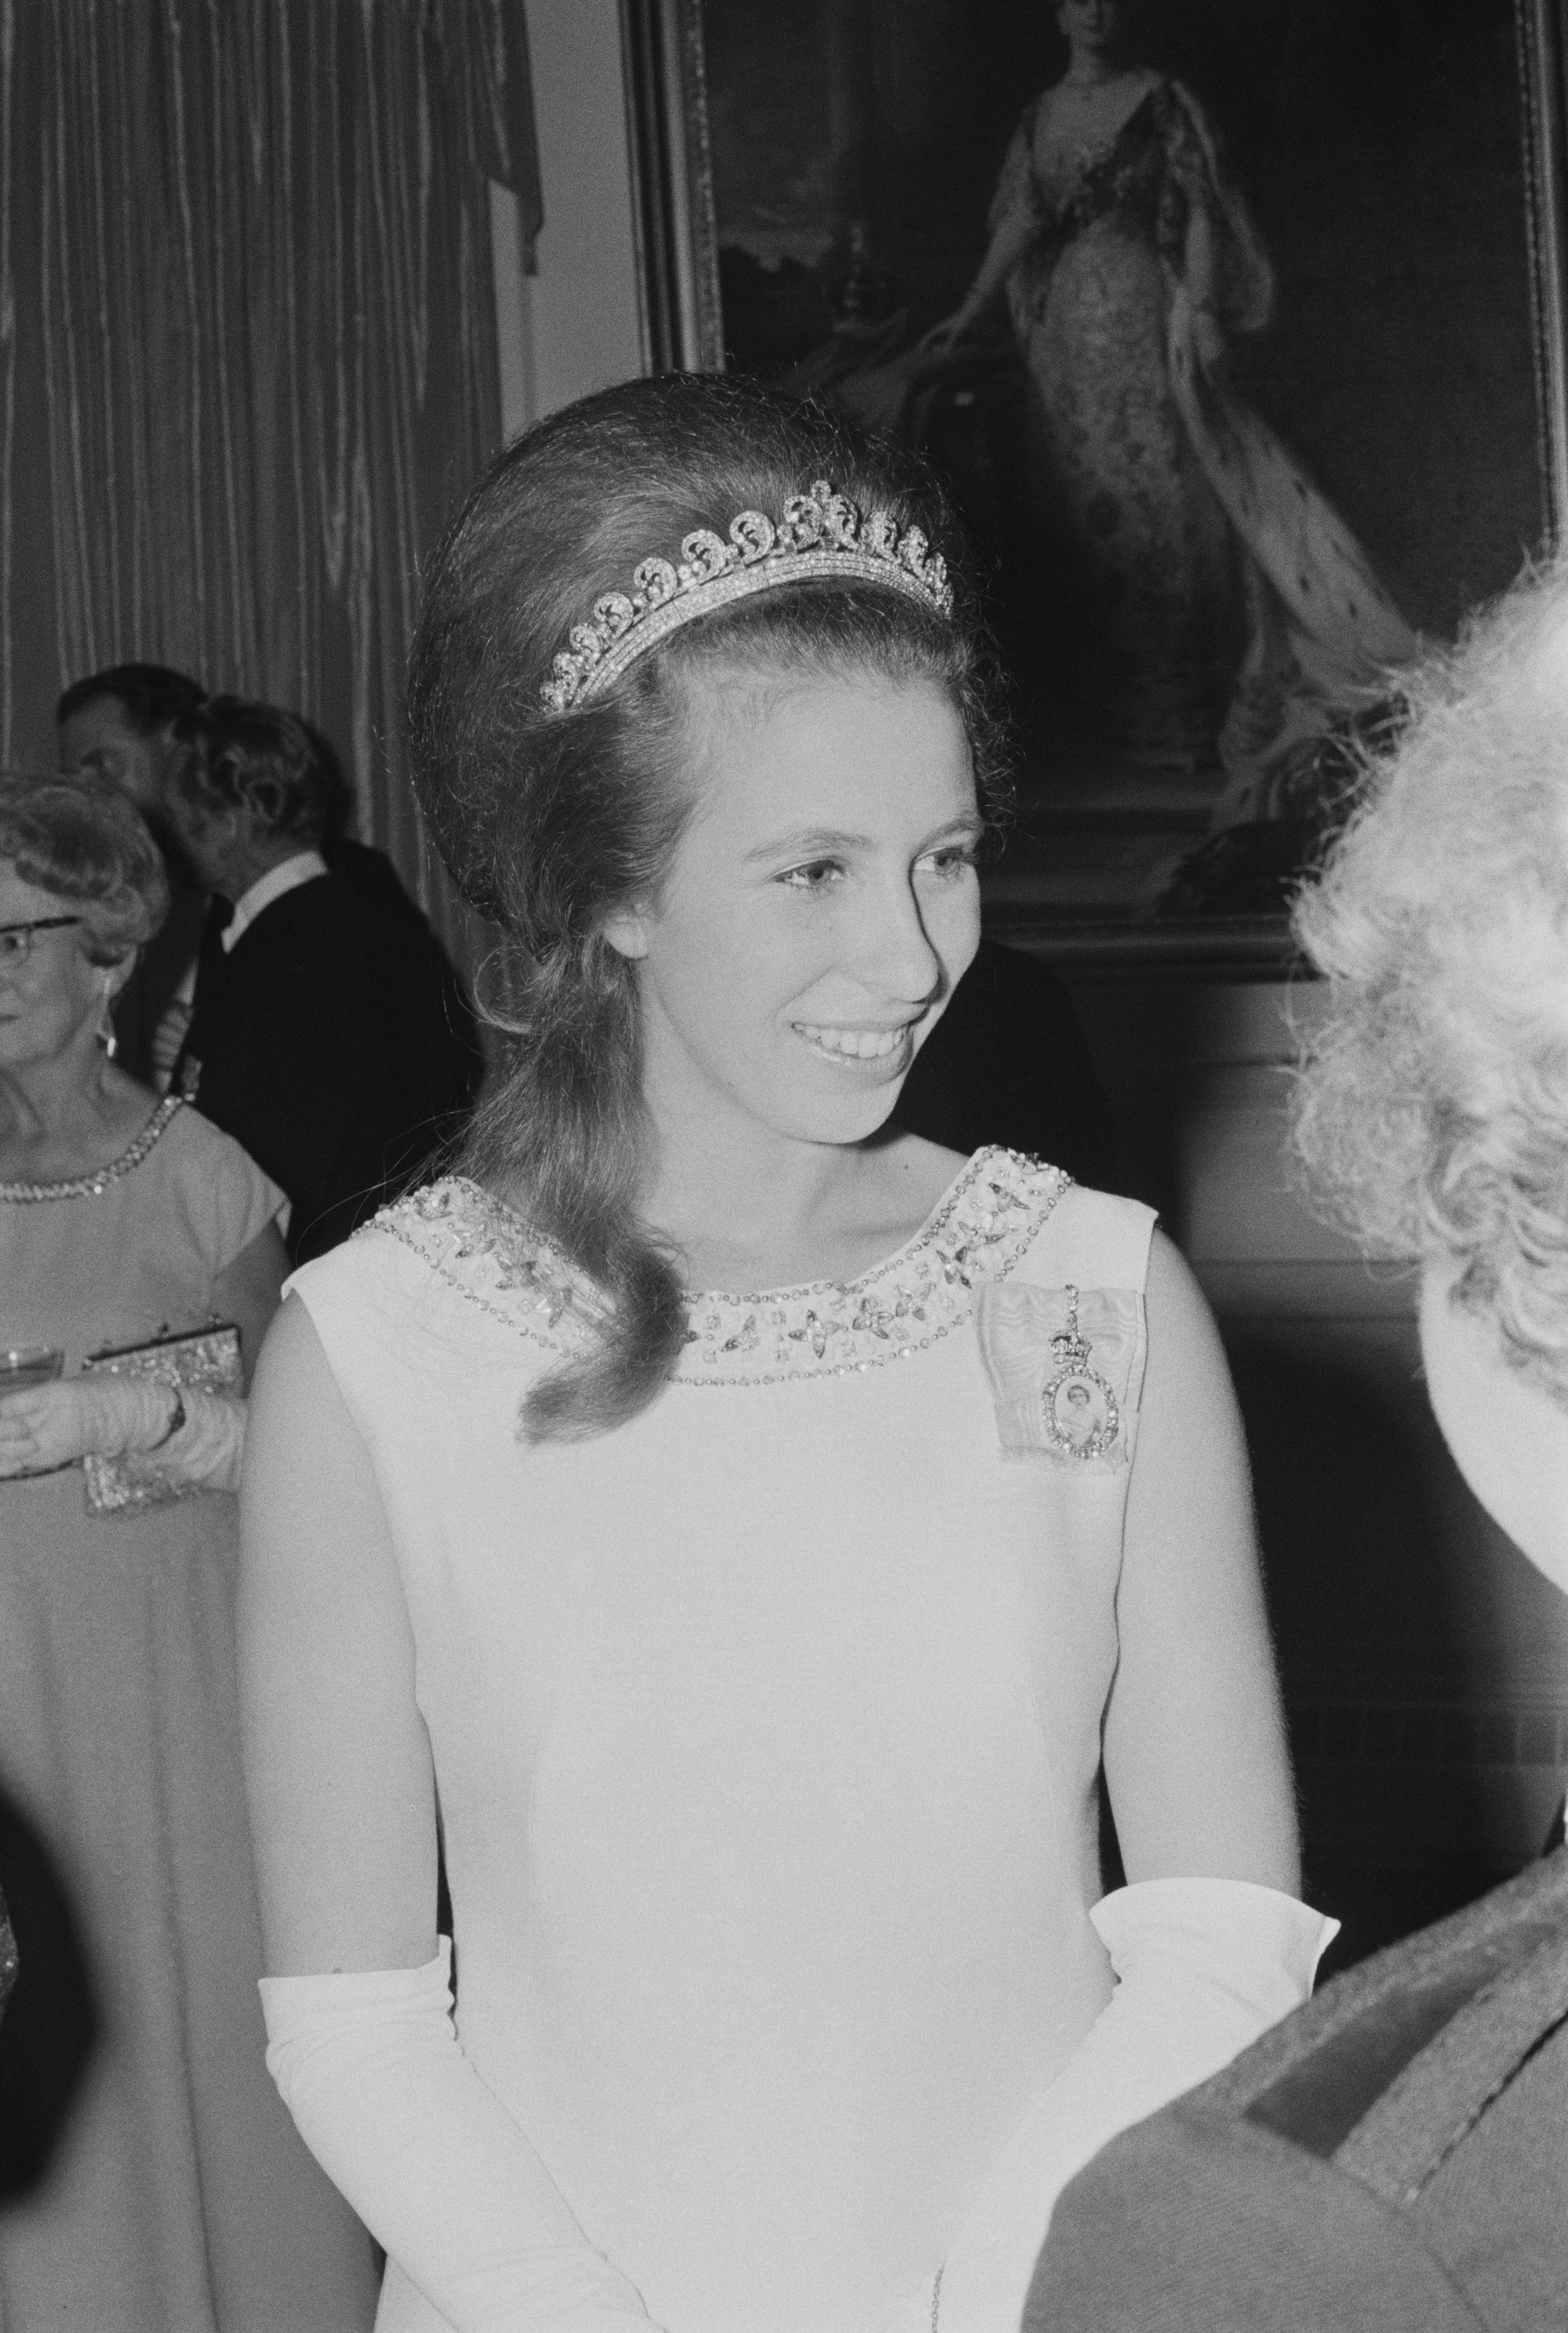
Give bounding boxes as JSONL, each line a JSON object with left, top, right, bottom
{"left": 0, "top": 777, "right": 375, "bottom": 2332}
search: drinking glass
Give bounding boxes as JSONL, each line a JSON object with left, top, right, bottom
{"left": 0, "top": 1347, "right": 65, "bottom": 1476}
{"left": 0, "top": 1346, "right": 64, "bottom": 1394}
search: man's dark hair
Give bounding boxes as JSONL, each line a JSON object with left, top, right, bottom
{"left": 56, "top": 663, "right": 206, "bottom": 737}
{"left": 170, "top": 695, "right": 330, "bottom": 844}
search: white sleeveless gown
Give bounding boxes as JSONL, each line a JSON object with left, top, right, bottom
{"left": 290, "top": 1149, "right": 1156, "bottom": 2333}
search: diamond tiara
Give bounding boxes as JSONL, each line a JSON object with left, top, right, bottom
{"left": 539, "top": 480, "right": 955, "bottom": 715}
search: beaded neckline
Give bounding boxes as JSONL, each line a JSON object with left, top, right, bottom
{"left": 0, "top": 1096, "right": 183, "bottom": 1203}
{"left": 369, "top": 1146, "right": 1071, "bottom": 1387}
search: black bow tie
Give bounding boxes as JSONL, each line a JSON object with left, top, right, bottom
{"left": 192, "top": 892, "right": 236, "bottom": 1013}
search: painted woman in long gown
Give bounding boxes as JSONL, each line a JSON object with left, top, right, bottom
{"left": 927, "top": 3, "right": 1416, "bottom": 808}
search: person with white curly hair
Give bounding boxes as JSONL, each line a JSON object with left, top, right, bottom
{"left": 1292, "top": 571, "right": 1568, "bottom": 1588}
{"left": 1025, "top": 558, "right": 1568, "bottom": 2330}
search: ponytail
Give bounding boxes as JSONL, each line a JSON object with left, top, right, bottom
{"left": 464, "top": 934, "right": 688, "bottom": 1441}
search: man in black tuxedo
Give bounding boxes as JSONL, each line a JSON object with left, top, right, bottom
{"left": 168, "top": 696, "right": 483, "bottom": 1261}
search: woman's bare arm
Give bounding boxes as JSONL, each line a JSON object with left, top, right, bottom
{"left": 959, "top": 209, "right": 1039, "bottom": 323}
{"left": 238, "top": 1292, "right": 438, "bottom": 1974}
{"left": 212, "top": 1220, "right": 289, "bottom": 1390}
{"left": 1181, "top": 204, "right": 1231, "bottom": 367}
{"left": 238, "top": 1296, "right": 662, "bottom": 2325}
{"left": 932, "top": 1239, "right": 1319, "bottom": 2329}
{"left": 1102, "top": 1230, "right": 1299, "bottom": 1890}
{"left": 923, "top": 210, "right": 1037, "bottom": 350}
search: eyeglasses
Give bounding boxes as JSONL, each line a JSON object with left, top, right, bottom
{"left": 0, "top": 916, "right": 82, "bottom": 964}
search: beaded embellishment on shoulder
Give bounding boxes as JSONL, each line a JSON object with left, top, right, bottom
{"left": 366, "top": 1178, "right": 613, "bottom": 1357}
{"left": 365, "top": 1150, "right": 1071, "bottom": 1388}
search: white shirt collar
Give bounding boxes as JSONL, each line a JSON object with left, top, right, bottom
{"left": 222, "top": 848, "right": 329, "bottom": 952}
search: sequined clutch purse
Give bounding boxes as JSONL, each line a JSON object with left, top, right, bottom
{"left": 80, "top": 1322, "right": 242, "bottom": 1517}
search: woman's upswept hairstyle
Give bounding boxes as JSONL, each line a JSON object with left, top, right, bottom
{"left": 407, "top": 371, "right": 1008, "bottom": 1443}
{"left": 1292, "top": 555, "right": 1568, "bottom": 1406}
{"left": 0, "top": 774, "right": 169, "bottom": 961}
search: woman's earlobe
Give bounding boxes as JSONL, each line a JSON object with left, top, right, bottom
{"left": 599, "top": 905, "right": 652, "bottom": 961}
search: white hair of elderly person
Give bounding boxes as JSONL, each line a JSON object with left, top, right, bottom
{"left": 1293, "top": 555, "right": 1568, "bottom": 1593}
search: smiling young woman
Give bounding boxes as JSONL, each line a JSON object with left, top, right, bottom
{"left": 598, "top": 670, "right": 984, "bottom": 1294}
{"left": 238, "top": 375, "right": 1332, "bottom": 2333}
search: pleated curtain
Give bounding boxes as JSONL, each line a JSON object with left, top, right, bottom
{"left": 0, "top": 0, "right": 541, "bottom": 963}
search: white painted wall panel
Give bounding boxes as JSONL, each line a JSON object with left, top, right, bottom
{"left": 512, "top": 1, "right": 645, "bottom": 426}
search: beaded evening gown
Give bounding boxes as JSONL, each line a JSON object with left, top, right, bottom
{"left": 0, "top": 1099, "right": 379, "bottom": 2332}
{"left": 290, "top": 1147, "right": 1157, "bottom": 2333}
{"left": 992, "top": 79, "right": 1415, "bottom": 803}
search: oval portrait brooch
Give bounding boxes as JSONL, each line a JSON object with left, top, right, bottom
{"left": 1040, "top": 1283, "right": 1121, "bottom": 1462}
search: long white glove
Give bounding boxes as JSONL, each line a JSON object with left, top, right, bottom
{"left": 926, "top": 1878, "right": 1338, "bottom": 2333}
{"left": 153, "top": 1388, "right": 246, "bottom": 1491}
{"left": 0, "top": 1375, "right": 246, "bottom": 1491}
{"left": 259, "top": 1942, "right": 663, "bottom": 2333}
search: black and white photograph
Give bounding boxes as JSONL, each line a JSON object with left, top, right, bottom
{"left": 0, "top": 5, "right": 1567, "bottom": 2331}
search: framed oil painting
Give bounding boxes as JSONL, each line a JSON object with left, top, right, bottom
{"left": 632, "top": 0, "right": 1568, "bottom": 969}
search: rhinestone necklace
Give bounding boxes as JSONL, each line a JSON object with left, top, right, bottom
{"left": 0, "top": 1096, "right": 183, "bottom": 1203}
